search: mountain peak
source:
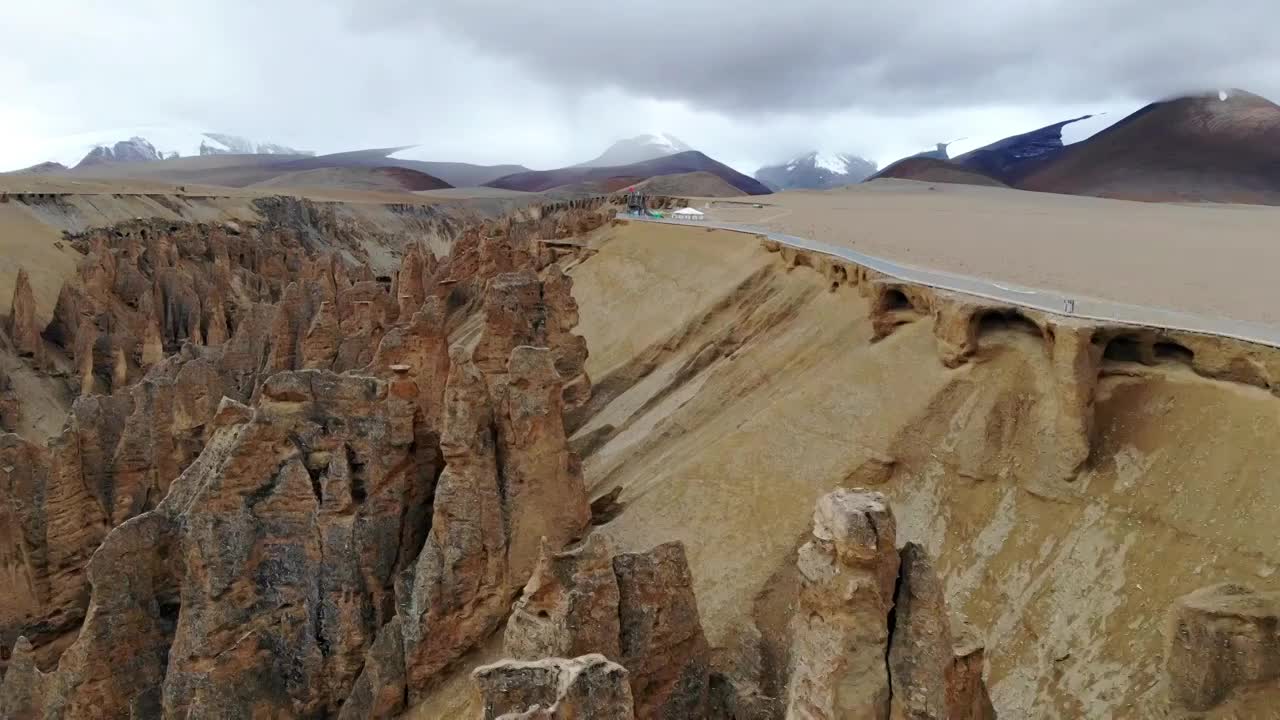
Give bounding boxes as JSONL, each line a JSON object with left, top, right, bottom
{"left": 577, "top": 133, "right": 695, "bottom": 168}
{"left": 758, "top": 150, "right": 877, "bottom": 191}
{"left": 18, "top": 126, "right": 314, "bottom": 170}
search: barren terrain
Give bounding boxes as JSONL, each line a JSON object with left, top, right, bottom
{"left": 705, "top": 181, "right": 1280, "bottom": 326}
{"left": 1, "top": 182, "right": 1278, "bottom": 718}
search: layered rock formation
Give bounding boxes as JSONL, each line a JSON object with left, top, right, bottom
{"left": 474, "top": 654, "right": 635, "bottom": 719}
{"left": 480, "top": 491, "right": 999, "bottom": 720}
{"left": 1165, "top": 583, "right": 1280, "bottom": 716}
{"left": 0, "top": 198, "right": 605, "bottom": 715}
{"left": 786, "top": 490, "right": 994, "bottom": 720}
{"left": 8, "top": 268, "right": 41, "bottom": 360}
{"left": 497, "top": 538, "right": 710, "bottom": 719}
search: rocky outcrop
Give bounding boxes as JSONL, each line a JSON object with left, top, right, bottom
{"left": 495, "top": 346, "right": 591, "bottom": 583}
{"left": 614, "top": 542, "right": 712, "bottom": 719}
{"left": 1165, "top": 583, "right": 1280, "bottom": 715}
{"left": 787, "top": 490, "right": 900, "bottom": 719}
{"left": 0, "top": 198, "right": 610, "bottom": 713}
{"left": 0, "top": 430, "right": 110, "bottom": 675}
{"left": 498, "top": 538, "right": 709, "bottom": 720}
{"left": 0, "top": 366, "right": 17, "bottom": 433}
{"left": 401, "top": 351, "right": 508, "bottom": 698}
{"left": 890, "top": 544, "right": 995, "bottom": 720}
{"left": 785, "top": 490, "right": 994, "bottom": 720}
{"left": 474, "top": 655, "right": 636, "bottom": 720}
{"left": 8, "top": 268, "right": 41, "bottom": 360}
{"left": 2, "top": 372, "right": 439, "bottom": 717}
{"left": 504, "top": 535, "right": 622, "bottom": 662}
{"left": 0, "top": 637, "right": 47, "bottom": 719}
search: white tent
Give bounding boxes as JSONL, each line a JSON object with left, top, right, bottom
{"left": 671, "top": 207, "right": 706, "bottom": 221}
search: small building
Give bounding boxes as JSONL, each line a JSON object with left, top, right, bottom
{"left": 671, "top": 207, "right": 706, "bottom": 221}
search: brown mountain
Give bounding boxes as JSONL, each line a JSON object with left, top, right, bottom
{"left": 1020, "top": 89, "right": 1280, "bottom": 204}
{"left": 251, "top": 166, "right": 452, "bottom": 192}
{"left": 868, "top": 157, "right": 1007, "bottom": 187}
{"left": 485, "top": 150, "right": 772, "bottom": 195}
{"left": 62, "top": 148, "right": 520, "bottom": 189}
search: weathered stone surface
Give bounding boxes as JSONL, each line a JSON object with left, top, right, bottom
{"left": 787, "top": 489, "right": 899, "bottom": 720}
{"left": 396, "top": 244, "right": 430, "bottom": 318}
{"left": 8, "top": 267, "right": 41, "bottom": 359}
{"left": 368, "top": 298, "right": 451, "bottom": 432}
{"left": 888, "top": 543, "right": 958, "bottom": 720}
{"left": 505, "top": 534, "right": 622, "bottom": 662}
{"left": 0, "top": 200, "right": 606, "bottom": 712}
{"left": 301, "top": 299, "right": 340, "bottom": 369}
{"left": 495, "top": 346, "right": 590, "bottom": 583}
{"left": 0, "top": 432, "right": 109, "bottom": 676}
{"left": 474, "top": 654, "right": 635, "bottom": 720}
{"left": 38, "top": 511, "right": 175, "bottom": 719}
{"left": 1165, "top": 583, "right": 1280, "bottom": 714}
{"left": 1047, "top": 324, "right": 1101, "bottom": 480}
{"left": 948, "top": 621, "right": 996, "bottom": 720}
{"left": 3, "top": 370, "right": 437, "bottom": 717}
{"left": 541, "top": 265, "right": 590, "bottom": 403}
{"left": 783, "top": 492, "right": 995, "bottom": 720}
{"left": 338, "top": 617, "right": 407, "bottom": 720}
{"left": 0, "top": 367, "right": 17, "bottom": 433}
{"left": 402, "top": 351, "right": 509, "bottom": 699}
{"left": 614, "top": 541, "right": 710, "bottom": 720}
{"left": 475, "top": 271, "right": 545, "bottom": 376}
{"left": 0, "top": 637, "right": 48, "bottom": 720}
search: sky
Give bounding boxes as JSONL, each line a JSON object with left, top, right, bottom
{"left": 2, "top": 0, "right": 1279, "bottom": 173}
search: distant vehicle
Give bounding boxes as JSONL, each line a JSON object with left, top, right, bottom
{"left": 648, "top": 211, "right": 664, "bottom": 218}
{"left": 753, "top": 204, "right": 764, "bottom": 208}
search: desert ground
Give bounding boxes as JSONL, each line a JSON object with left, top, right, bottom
{"left": 700, "top": 180, "right": 1280, "bottom": 326}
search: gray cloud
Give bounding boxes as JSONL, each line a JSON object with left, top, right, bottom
{"left": 378, "top": 0, "right": 1280, "bottom": 112}
{"left": 2, "top": 1, "right": 1278, "bottom": 173}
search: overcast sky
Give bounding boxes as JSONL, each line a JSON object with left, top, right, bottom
{"left": 3, "top": 0, "right": 1278, "bottom": 172}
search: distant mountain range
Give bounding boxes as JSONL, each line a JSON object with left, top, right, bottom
{"left": 755, "top": 151, "right": 877, "bottom": 191}
{"left": 19, "top": 94, "right": 1280, "bottom": 207}
{"left": 869, "top": 89, "right": 1280, "bottom": 206}
{"left": 35, "top": 127, "right": 314, "bottom": 169}
{"left": 486, "top": 150, "right": 772, "bottom": 196}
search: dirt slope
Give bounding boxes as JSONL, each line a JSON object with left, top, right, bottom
{"left": 869, "top": 157, "right": 1008, "bottom": 187}
{"left": 554, "top": 219, "right": 1280, "bottom": 717}
{"left": 251, "top": 166, "right": 452, "bottom": 192}
{"left": 635, "top": 171, "right": 746, "bottom": 197}
{"left": 486, "top": 151, "right": 772, "bottom": 195}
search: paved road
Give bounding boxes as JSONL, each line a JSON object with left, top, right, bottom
{"left": 626, "top": 215, "right": 1280, "bottom": 349}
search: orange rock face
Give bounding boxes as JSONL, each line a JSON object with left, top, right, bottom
{"left": 0, "top": 198, "right": 608, "bottom": 715}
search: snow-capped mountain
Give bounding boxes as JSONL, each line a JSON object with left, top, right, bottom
{"left": 577, "top": 133, "right": 694, "bottom": 168}
{"left": 14, "top": 126, "right": 313, "bottom": 170}
{"left": 754, "top": 151, "right": 877, "bottom": 191}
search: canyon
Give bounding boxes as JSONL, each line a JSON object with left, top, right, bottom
{"left": 0, "top": 183, "right": 1277, "bottom": 718}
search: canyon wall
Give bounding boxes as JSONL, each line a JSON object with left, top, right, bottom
{"left": 2, "top": 199, "right": 1279, "bottom": 717}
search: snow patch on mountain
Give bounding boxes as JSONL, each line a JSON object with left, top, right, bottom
{"left": 642, "top": 132, "right": 691, "bottom": 155}
{"left": 755, "top": 150, "right": 877, "bottom": 191}
{"left": 812, "top": 151, "right": 849, "bottom": 174}
{"left": 17, "top": 126, "right": 311, "bottom": 170}
{"left": 576, "top": 133, "right": 695, "bottom": 167}
{"left": 1060, "top": 103, "right": 1144, "bottom": 145}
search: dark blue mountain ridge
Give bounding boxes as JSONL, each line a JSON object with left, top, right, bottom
{"left": 952, "top": 115, "right": 1091, "bottom": 185}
